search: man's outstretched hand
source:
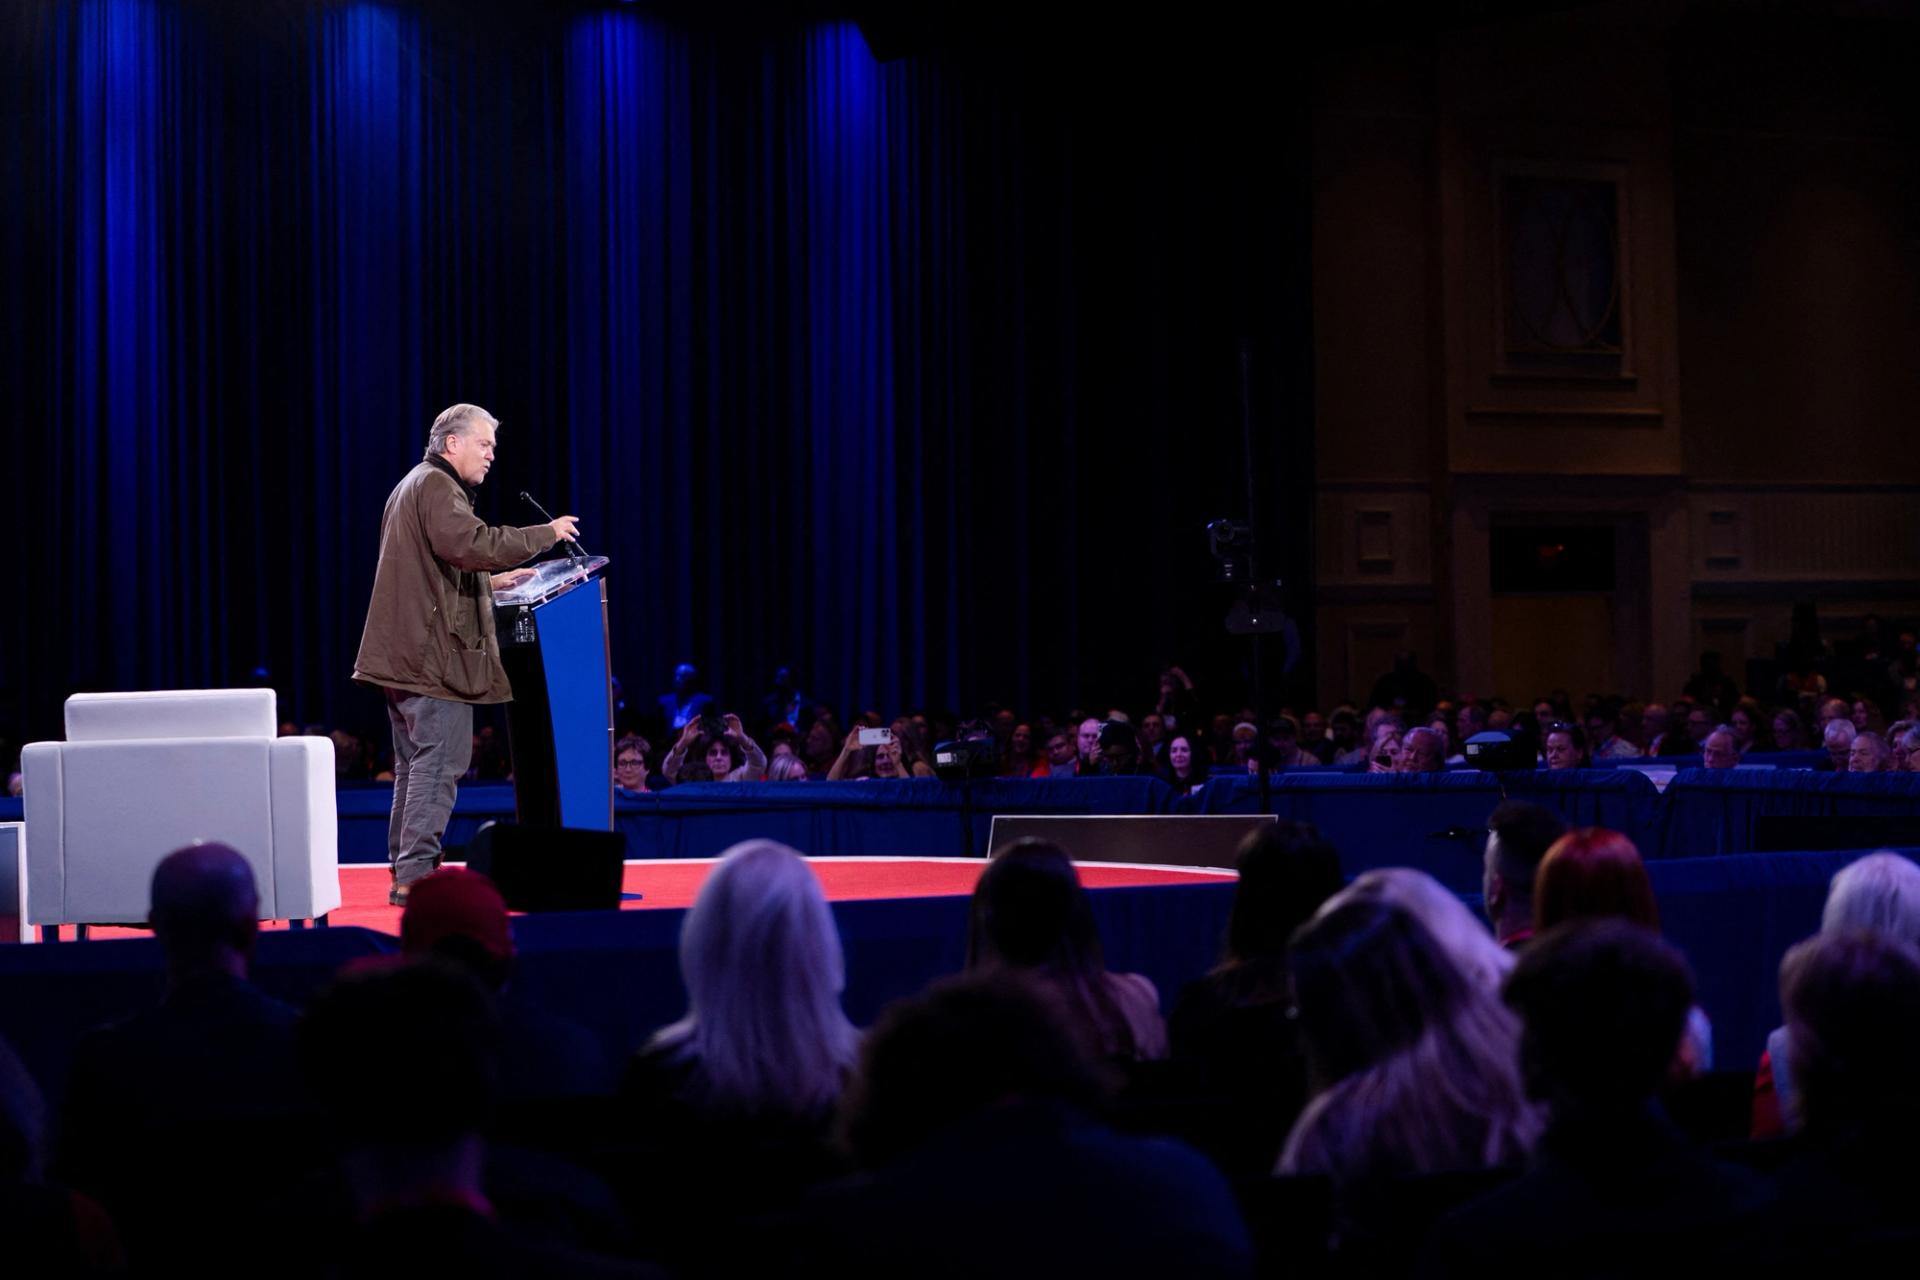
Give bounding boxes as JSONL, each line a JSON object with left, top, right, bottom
{"left": 491, "top": 567, "right": 537, "bottom": 591}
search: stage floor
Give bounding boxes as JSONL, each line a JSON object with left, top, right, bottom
{"left": 84, "top": 856, "right": 1235, "bottom": 940}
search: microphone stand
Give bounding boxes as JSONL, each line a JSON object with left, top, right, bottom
{"left": 520, "top": 491, "right": 588, "bottom": 566}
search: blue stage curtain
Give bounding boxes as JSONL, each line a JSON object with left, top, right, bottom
{"left": 1, "top": 1, "right": 1312, "bottom": 745}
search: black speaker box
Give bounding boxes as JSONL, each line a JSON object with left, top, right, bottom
{"left": 465, "top": 822, "right": 626, "bottom": 913}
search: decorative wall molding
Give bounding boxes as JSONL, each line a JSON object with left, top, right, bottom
{"left": 1688, "top": 488, "right": 1920, "bottom": 582}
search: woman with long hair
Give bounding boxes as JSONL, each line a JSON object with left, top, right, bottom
{"left": 1168, "top": 822, "right": 1345, "bottom": 1174}
{"left": 967, "top": 840, "right": 1168, "bottom": 1063}
{"left": 622, "top": 840, "right": 860, "bottom": 1268}
{"left": 661, "top": 714, "right": 767, "bottom": 783}
{"left": 1338, "top": 867, "right": 1516, "bottom": 997}
{"left": 1278, "top": 897, "right": 1540, "bottom": 1238}
{"left": 631, "top": 840, "right": 860, "bottom": 1118}
{"left": 1731, "top": 697, "right": 1770, "bottom": 753}
{"left": 1772, "top": 707, "right": 1809, "bottom": 753}
{"left": 1159, "top": 732, "right": 1209, "bottom": 793}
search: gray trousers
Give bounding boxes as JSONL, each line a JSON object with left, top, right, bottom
{"left": 385, "top": 689, "right": 474, "bottom": 888}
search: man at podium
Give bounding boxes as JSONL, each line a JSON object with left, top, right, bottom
{"left": 353, "top": 404, "right": 580, "bottom": 906}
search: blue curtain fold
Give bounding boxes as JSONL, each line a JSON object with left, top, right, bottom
{"left": 0, "top": 0, "right": 1312, "bottom": 745}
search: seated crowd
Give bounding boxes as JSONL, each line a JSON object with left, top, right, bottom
{"left": 6, "top": 815, "right": 1920, "bottom": 1276}
{"left": 223, "top": 641, "right": 1920, "bottom": 804}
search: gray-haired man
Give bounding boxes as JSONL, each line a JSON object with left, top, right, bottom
{"left": 353, "top": 404, "right": 579, "bottom": 905}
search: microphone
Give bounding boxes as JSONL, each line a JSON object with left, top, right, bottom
{"left": 521, "top": 491, "right": 588, "bottom": 563}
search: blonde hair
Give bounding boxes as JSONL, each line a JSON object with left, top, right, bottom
{"left": 1824, "top": 852, "right": 1920, "bottom": 944}
{"left": 1279, "top": 897, "right": 1539, "bottom": 1182}
{"left": 1338, "top": 868, "right": 1515, "bottom": 995}
{"left": 648, "top": 841, "right": 859, "bottom": 1115}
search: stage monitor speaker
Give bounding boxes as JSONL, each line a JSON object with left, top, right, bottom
{"left": 465, "top": 822, "right": 626, "bottom": 913}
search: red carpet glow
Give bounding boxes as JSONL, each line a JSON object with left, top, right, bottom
{"left": 79, "top": 857, "right": 1234, "bottom": 941}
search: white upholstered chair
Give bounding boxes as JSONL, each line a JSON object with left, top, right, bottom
{"left": 20, "top": 690, "right": 340, "bottom": 929}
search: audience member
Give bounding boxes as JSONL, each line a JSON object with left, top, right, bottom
{"left": 1702, "top": 726, "right": 1741, "bottom": 770}
{"left": 1730, "top": 697, "right": 1768, "bottom": 753}
{"left": 1535, "top": 828, "right": 1712, "bottom": 1071}
{"left": 1427, "top": 922, "right": 1767, "bottom": 1276}
{"left": 1752, "top": 852, "right": 1920, "bottom": 1138}
{"left": 1396, "top": 725, "right": 1446, "bottom": 773}
{"left": 801, "top": 714, "right": 841, "bottom": 773}
{"left": 1535, "top": 828, "right": 1660, "bottom": 934}
{"left": 1278, "top": 898, "right": 1539, "bottom": 1249}
{"left": 0, "top": 1035, "right": 122, "bottom": 1273}
{"left": 1641, "top": 702, "right": 1671, "bottom": 755}
{"left": 1160, "top": 732, "right": 1207, "bottom": 792}
{"left": 1337, "top": 868, "right": 1516, "bottom": 997}
{"left": 1848, "top": 731, "right": 1891, "bottom": 774}
{"left": 1482, "top": 800, "right": 1572, "bottom": 949}
{"left": 1328, "top": 709, "right": 1366, "bottom": 765}
{"left": 809, "top": 976, "right": 1252, "bottom": 1280}
{"left": 1365, "top": 721, "right": 1402, "bottom": 774}
{"left": 1093, "top": 720, "right": 1151, "bottom": 776}
{"left": 999, "top": 722, "right": 1038, "bottom": 777}
{"left": 1168, "top": 823, "right": 1345, "bottom": 1175}
{"left": 663, "top": 714, "right": 767, "bottom": 783}
{"left": 1587, "top": 703, "right": 1642, "bottom": 759}
{"left": 1153, "top": 665, "right": 1198, "bottom": 730}
{"left": 628, "top": 840, "right": 859, "bottom": 1123}
{"left": 1899, "top": 724, "right": 1920, "bottom": 773}
{"left": 1076, "top": 717, "right": 1102, "bottom": 770}
{"left": 1543, "top": 722, "right": 1589, "bottom": 770}
{"left": 1036, "top": 729, "right": 1078, "bottom": 778}
{"left": 1772, "top": 707, "right": 1809, "bottom": 752}
{"left": 1230, "top": 721, "right": 1260, "bottom": 769}
{"left": 1749, "top": 930, "right": 1920, "bottom": 1268}
{"left": 1137, "top": 712, "right": 1167, "bottom": 763}
{"left": 759, "top": 666, "right": 807, "bottom": 734}
{"left": 765, "top": 753, "right": 810, "bottom": 781}
{"left": 613, "top": 739, "right": 650, "bottom": 796}
{"left": 968, "top": 841, "right": 1168, "bottom": 1064}
{"left": 656, "top": 662, "right": 715, "bottom": 732}
{"left": 1822, "top": 717, "right": 1857, "bottom": 771}
{"left": 401, "top": 869, "right": 614, "bottom": 1103}
{"left": 302, "top": 962, "right": 656, "bottom": 1278}
{"left": 60, "top": 843, "right": 307, "bottom": 1273}
{"left": 622, "top": 841, "right": 858, "bottom": 1266}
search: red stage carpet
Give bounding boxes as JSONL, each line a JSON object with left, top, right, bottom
{"left": 82, "top": 857, "right": 1234, "bottom": 940}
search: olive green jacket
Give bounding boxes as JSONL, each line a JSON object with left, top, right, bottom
{"left": 352, "top": 455, "right": 558, "bottom": 704}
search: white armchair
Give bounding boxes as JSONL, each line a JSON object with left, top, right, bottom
{"left": 20, "top": 690, "right": 340, "bottom": 928}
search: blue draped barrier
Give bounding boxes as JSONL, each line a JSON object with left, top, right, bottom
{"left": 1659, "top": 770, "right": 1920, "bottom": 858}
{"left": 329, "top": 777, "right": 1181, "bottom": 862}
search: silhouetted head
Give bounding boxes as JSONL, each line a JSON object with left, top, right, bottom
{"left": 149, "top": 843, "right": 259, "bottom": 976}
{"left": 1505, "top": 919, "right": 1694, "bottom": 1116}
{"left": 841, "top": 975, "right": 1105, "bottom": 1168}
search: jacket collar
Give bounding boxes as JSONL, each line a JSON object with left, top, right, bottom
{"left": 424, "top": 451, "right": 475, "bottom": 504}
